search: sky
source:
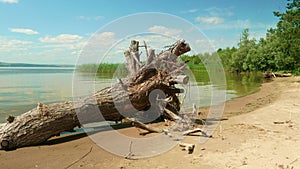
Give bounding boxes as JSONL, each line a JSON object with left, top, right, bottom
{"left": 0, "top": 0, "right": 287, "bottom": 65}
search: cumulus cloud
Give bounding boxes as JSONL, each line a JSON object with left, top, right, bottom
{"left": 38, "top": 34, "right": 85, "bottom": 61}
{"left": 10, "top": 28, "right": 39, "bottom": 35}
{"left": 90, "top": 32, "right": 115, "bottom": 41}
{"left": 85, "top": 32, "right": 116, "bottom": 49}
{"left": 195, "top": 16, "right": 224, "bottom": 24}
{"left": 0, "top": 0, "right": 18, "bottom": 3}
{"left": 77, "top": 32, "right": 118, "bottom": 64}
{"left": 39, "top": 34, "right": 83, "bottom": 43}
{"left": 0, "top": 36, "right": 33, "bottom": 52}
{"left": 148, "top": 25, "right": 182, "bottom": 37}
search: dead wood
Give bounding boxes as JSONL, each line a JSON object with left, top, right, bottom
{"left": 125, "top": 118, "right": 163, "bottom": 134}
{"left": 263, "top": 71, "right": 292, "bottom": 78}
{"left": 182, "top": 128, "right": 212, "bottom": 137}
{"left": 0, "top": 39, "right": 191, "bottom": 150}
{"left": 179, "top": 142, "right": 195, "bottom": 154}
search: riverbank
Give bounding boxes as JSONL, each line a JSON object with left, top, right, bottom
{"left": 1, "top": 76, "right": 299, "bottom": 169}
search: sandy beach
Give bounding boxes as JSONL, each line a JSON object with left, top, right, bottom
{"left": 1, "top": 76, "right": 299, "bottom": 169}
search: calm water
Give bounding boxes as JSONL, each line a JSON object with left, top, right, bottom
{"left": 0, "top": 67, "right": 263, "bottom": 123}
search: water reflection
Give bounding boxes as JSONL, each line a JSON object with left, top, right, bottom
{"left": 0, "top": 67, "right": 263, "bottom": 123}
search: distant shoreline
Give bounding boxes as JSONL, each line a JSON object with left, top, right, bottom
{"left": 0, "top": 62, "right": 74, "bottom": 68}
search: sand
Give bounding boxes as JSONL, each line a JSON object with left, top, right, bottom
{"left": 1, "top": 76, "right": 299, "bottom": 169}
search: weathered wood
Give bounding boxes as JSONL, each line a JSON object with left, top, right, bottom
{"left": 171, "top": 75, "right": 189, "bottom": 85}
{"left": 0, "top": 39, "right": 191, "bottom": 150}
{"left": 182, "top": 128, "right": 212, "bottom": 137}
{"left": 164, "top": 108, "right": 182, "bottom": 121}
{"left": 125, "top": 118, "right": 163, "bottom": 134}
{"left": 0, "top": 101, "right": 80, "bottom": 150}
{"left": 179, "top": 142, "right": 195, "bottom": 153}
{"left": 263, "top": 71, "right": 292, "bottom": 78}
{"left": 6, "top": 115, "right": 15, "bottom": 123}
{"left": 145, "top": 49, "right": 155, "bottom": 66}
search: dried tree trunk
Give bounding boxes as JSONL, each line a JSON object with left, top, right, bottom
{"left": 0, "top": 39, "right": 191, "bottom": 150}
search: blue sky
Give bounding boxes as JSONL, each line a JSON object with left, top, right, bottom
{"left": 0, "top": 0, "right": 287, "bottom": 64}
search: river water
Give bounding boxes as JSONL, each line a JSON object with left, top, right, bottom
{"left": 0, "top": 67, "right": 263, "bottom": 123}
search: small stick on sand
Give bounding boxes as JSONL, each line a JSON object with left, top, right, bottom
{"left": 64, "top": 146, "right": 93, "bottom": 169}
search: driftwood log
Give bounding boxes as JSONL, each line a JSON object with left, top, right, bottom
{"left": 0, "top": 39, "right": 191, "bottom": 150}
{"left": 263, "top": 71, "right": 292, "bottom": 78}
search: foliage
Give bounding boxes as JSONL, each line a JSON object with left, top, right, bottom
{"left": 218, "top": 0, "right": 300, "bottom": 73}
{"left": 78, "top": 1, "right": 300, "bottom": 76}
{"left": 180, "top": 54, "right": 206, "bottom": 71}
{"left": 76, "top": 63, "right": 127, "bottom": 73}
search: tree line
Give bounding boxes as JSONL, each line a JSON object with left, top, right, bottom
{"left": 184, "top": 0, "right": 299, "bottom": 74}
{"left": 78, "top": 1, "right": 299, "bottom": 75}
{"left": 218, "top": 0, "right": 299, "bottom": 73}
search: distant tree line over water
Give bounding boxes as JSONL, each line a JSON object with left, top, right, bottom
{"left": 76, "top": 63, "right": 127, "bottom": 73}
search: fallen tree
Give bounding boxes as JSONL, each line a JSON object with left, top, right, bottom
{"left": 0, "top": 39, "right": 192, "bottom": 150}
{"left": 263, "top": 71, "right": 292, "bottom": 78}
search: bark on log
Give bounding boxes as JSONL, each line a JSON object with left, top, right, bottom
{"left": 0, "top": 39, "right": 191, "bottom": 150}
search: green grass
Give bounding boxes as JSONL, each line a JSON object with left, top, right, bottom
{"left": 76, "top": 63, "right": 127, "bottom": 73}
{"left": 77, "top": 62, "right": 208, "bottom": 74}
{"left": 185, "top": 63, "right": 206, "bottom": 71}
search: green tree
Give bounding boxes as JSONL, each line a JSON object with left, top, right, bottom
{"left": 217, "top": 0, "right": 300, "bottom": 73}
{"left": 231, "top": 29, "right": 256, "bottom": 72}
{"left": 217, "top": 47, "right": 237, "bottom": 69}
{"left": 273, "top": 0, "right": 300, "bottom": 70}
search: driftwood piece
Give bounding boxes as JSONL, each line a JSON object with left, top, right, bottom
{"left": 125, "top": 118, "right": 163, "bottom": 134}
{"left": 0, "top": 102, "right": 80, "bottom": 150}
{"left": 164, "top": 108, "right": 182, "bottom": 121}
{"left": 179, "top": 142, "right": 195, "bottom": 154}
{"left": 0, "top": 39, "right": 191, "bottom": 150}
{"left": 172, "top": 75, "right": 189, "bottom": 85}
{"left": 182, "top": 128, "right": 212, "bottom": 137}
{"left": 263, "top": 71, "right": 292, "bottom": 78}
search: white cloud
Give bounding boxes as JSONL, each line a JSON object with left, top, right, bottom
{"left": 10, "top": 28, "right": 39, "bottom": 35}
{"left": 90, "top": 32, "right": 115, "bottom": 41}
{"left": 85, "top": 32, "right": 116, "bottom": 49}
{"left": 195, "top": 16, "right": 224, "bottom": 24}
{"left": 200, "top": 19, "right": 273, "bottom": 31}
{"left": 78, "top": 32, "right": 178, "bottom": 64}
{"left": 77, "top": 32, "right": 118, "bottom": 64}
{"left": 148, "top": 25, "right": 182, "bottom": 37}
{"left": 205, "top": 7, "right": 234, "bottom": 17}
{"left": 0, "top": 34, "right": 85, "bottom": 64}
{"left": 0, "top": 0, "right": 18, "bottom": 3}
{"left": 37, "top": 34, "right": 85, "bottom": 63}
{"left": 39, "top": 34, "right": 83, "bottom": 43}
{"left": 78, "top": 15, "right": 104, "bottom": 21}
{"left": 181, "top": 9, "right": 199, "bottom": 13}
{"left": 0, "top": 36, "right": 33, "bottom": 52}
